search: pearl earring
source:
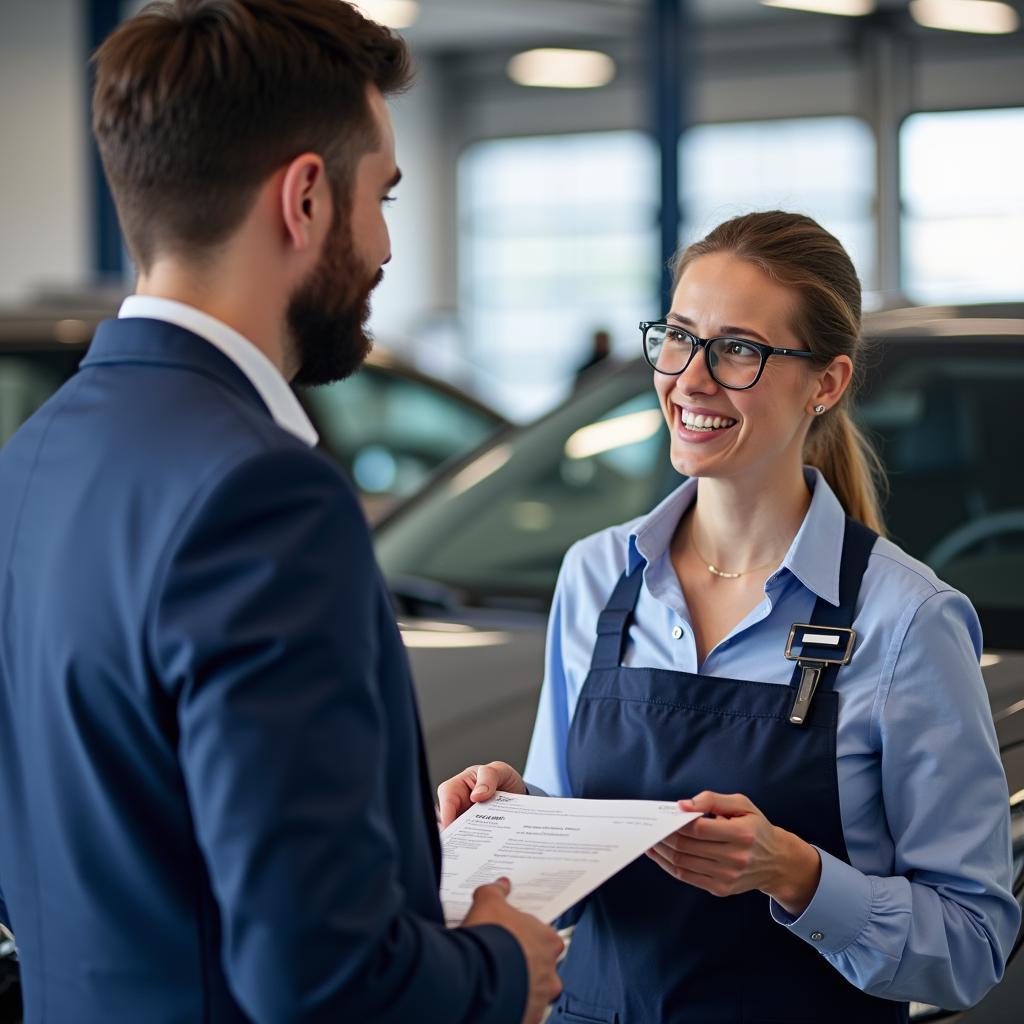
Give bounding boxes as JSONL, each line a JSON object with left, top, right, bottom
{"left": 814, "top": 404, "right": 826, "bottom": 415}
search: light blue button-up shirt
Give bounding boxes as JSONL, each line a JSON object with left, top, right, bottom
{"left": 524, "top": 468, "right": 1020, "bottom": 1010}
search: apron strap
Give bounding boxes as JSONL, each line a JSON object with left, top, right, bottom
{"left": 589, "top": 565, "right": 646, "bottom": 671}
{"left": 788, "top": 516, "right": 877, "bottom": 696}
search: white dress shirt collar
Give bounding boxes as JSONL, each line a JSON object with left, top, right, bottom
{"left": 117, "top": 295, "right": 319, "bottom": 448}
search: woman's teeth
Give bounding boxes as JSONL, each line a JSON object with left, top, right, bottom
{"left": 680, "top": 410, "right": 737, "bottom": 432}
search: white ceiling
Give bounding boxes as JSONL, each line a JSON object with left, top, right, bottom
{"left": 399, "top": 0, "right": 913, "bottom": 53}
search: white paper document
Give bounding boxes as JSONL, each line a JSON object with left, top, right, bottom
{"left": 440, "top": 792, "right": 701, "bottom": 926}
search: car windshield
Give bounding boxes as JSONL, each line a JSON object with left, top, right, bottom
{"left": 303, "top": 365, "right": 502, "bottom": 504}
{"left": 377, "top": 339, "right": 1024, "bottom": 647}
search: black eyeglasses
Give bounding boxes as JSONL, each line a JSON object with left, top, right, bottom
{"left": 639, "top": 321, "right": 817, "bottom": 390}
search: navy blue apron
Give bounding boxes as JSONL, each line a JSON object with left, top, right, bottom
{"left": 552, "top": 518, "right": 908, "bottom": 1024}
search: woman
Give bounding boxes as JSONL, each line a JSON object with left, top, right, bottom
{"left": 438, "top": 212, "right": 1019, "bottom": 1023}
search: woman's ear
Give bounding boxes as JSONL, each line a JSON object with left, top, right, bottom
{"left": 808, "top": 354, "right": 853, "bottom": 416}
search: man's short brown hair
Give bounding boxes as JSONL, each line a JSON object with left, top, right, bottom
{"left": 92, "top": 0, "right": 411, "bottom": 271}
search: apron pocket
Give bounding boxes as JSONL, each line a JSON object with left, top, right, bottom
{"left": 555, "top": 993, "right": 619, "bottom": 1023}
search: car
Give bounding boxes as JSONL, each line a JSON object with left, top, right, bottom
{"left": 0, "top": 308, "right": 507, "bottom": 521}
{"left": 375, "top": 306, "right": 1024, "bottom": 1022}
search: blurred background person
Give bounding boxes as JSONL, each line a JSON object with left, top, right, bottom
{"left": 574, "top": 327, "right": 615, "bottom": 389}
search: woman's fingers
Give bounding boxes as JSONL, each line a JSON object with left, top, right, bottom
{"left": 679, "top": 791, "right": 758, "bottom": 817}
{"left": 656, "top": 830, "right": 728, "bottom": 860}
{"left": 647, "top": 844, "right": 746, "bottom": 897}
{"left": 650, "top": 839, "right": 733, "bottom": 871}
{"left": 647, "top": 846, "right": 715, "bottom": 884}
{"left": 647, "top": 846, "right": 739, "bottom": 897}
{"left": 665, "top": 814, "right": 751, "bottom": 847}
{"left": 651, "top": 795, "right": 782, "bottom": 897}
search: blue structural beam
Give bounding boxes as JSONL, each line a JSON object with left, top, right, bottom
{"left": 86, "top": 0, "right": 124, "bottom": 280}
{"left": 650, "top": 0, "right": 691, "bottom": 314}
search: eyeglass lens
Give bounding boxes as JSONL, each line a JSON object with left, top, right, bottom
{"left": 644, "top": 324, "right": 763, "bottom": 389}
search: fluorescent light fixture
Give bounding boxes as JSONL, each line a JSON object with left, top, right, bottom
{"left": 565, "top": 409, "right": 663, "bottom": 460}
{"left": 54, "top": 319, "right": 91, "bottom": 345}
{"left": 980, "top": 652, "right": 1002, "bottom": 668}
{"left": 507, "top": 48, "right": 616, "bottom": 90}
{"left": 910, "top": 0, "right": 1020, "bottom": 34}
{"left": 760, "top": 0, "right": 876, "bottom": 15}
{"left": 352, "top": 0, "right": 419, "bottom": 30}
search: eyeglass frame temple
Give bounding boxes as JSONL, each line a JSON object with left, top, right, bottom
{"left": 638, "top": 320, "right": 817, "bottom": 389}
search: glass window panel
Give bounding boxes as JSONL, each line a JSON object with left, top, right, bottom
{"left": 458, "top": 132, "right": 659, "bottom": 421}
{"left": 901, "top": 108, "right": 1024, "bottom": 304}
{"left": 681, "top": 117, "right": 877, "bottom": 294}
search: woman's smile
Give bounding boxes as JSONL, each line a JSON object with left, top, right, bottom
{"left": 674, "top": 403, "right": 739, "bottom": 443}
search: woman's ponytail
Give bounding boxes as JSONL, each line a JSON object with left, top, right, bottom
{"left": 804, "top": 407, "right": 886, "bottom": 536}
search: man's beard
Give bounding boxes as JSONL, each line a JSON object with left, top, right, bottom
{"left": 288, "top": 212, "right": 382, "bottom": 388}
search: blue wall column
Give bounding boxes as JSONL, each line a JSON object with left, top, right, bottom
{"left": 650, "top": 0, "right": 692, "bottom": 314}
{"left": 86, "top": 0, "right": 124, "bottom": 281}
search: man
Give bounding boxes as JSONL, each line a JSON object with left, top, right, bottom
{"left": 0, "top": 2, "right": 562, "bottom": 1021}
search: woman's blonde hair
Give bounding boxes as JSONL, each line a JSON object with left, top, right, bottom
{"left": 672, "top": 211, "right": 886, "bottom": 535}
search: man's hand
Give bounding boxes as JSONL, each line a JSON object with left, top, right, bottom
{"left": 437, "top": 761, "right": 527, "bottom": 829}
{"left": 645, "top": 791, "right": 822, "bottom": 916}
{"left": 462, "top": 878, "right": 564, "bottom": 1024}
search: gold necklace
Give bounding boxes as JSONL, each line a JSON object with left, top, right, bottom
{"left": 690, "top": 531, "right": 783, "bottom": 580}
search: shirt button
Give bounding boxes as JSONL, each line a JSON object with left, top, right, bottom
{"left": 810, "top": 931, "right": 824, "bottom": 942}
{"left": 671, "top": 625, "right": 683, "bottom": 640}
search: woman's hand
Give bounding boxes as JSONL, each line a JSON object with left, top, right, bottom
{"left": 437, "top": 761, "right": 528, "bottom": 829}
{"left": 646, "top": 791, "right": 822, "bottom": 917}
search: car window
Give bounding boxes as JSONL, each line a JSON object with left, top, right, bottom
{"left": 377, "top": 366, "right": 677, "bottom": 598}
{"left": 857, "top": 345, "right": 1024, "bottom": 642}
{"left": 302, "top": 365, "right": 502, "bottom": 502}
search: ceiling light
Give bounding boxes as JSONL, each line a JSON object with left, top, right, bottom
{"left": 351, "top": 0, "right": 419, "bottom": 30}
{"left": 760, "top": 0, "right": 876, "bottom": 15}
{"left": 910, "top": 0, "right": 1020, "bottom": 34}
{"left": 54, "top": 319, "right": 91, "bottom": 344}
{"left": 507, "top": 49, "right": 616, "bottom": 90}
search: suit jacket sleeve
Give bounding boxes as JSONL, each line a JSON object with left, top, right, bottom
{"left": 147, "top": 448, "right": 527, "bottom": 1024}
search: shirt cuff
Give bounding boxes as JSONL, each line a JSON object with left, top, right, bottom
{"left": 770, "top": 846, "right": 872, "bottom": 956}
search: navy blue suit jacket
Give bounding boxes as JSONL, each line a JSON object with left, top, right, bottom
{"left": 0, "top": 318, "right": 526, "bottom": 1022}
